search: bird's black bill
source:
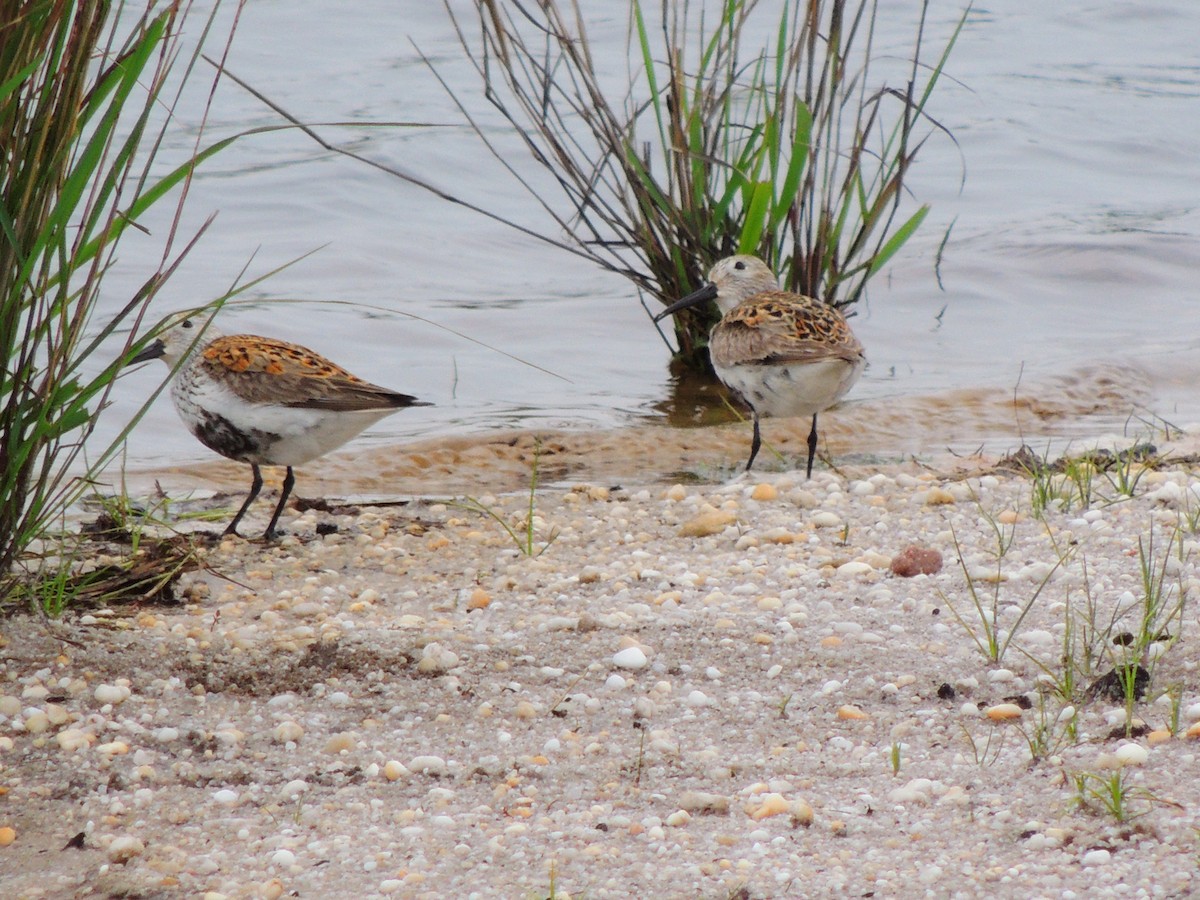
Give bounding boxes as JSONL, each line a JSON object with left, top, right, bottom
{"left": 128, "top": 338, "right": 165, "bottom": 365}
{"left": 653, "top": 282, "right": 718, "bottom": 323}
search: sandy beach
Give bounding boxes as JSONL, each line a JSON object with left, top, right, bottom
{"left": 3, "top": 423, "right": 1200, "bottom": 898}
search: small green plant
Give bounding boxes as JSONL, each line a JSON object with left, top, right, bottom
{"left": 1165, "top": 683, "right": 1184, "bottom": 736}
{"left": 959, "top": 721, "right": 1007, "bottom": 768}
{"left": 1014, "top": 691, "right": 1077, "bottom": 763}
{"left": 889, "top": 741, "right": 902, "bottom": 776}
{"left": 1069, "top": 769, "right": 1177, "bottom": 824}
{"left": 1099, "top": 447, "right": 1149, "bottom": 500}
{"left": 1025, "top": 444, "right": 1155, "bottom": 519}
{"left": 1072, "top": 770, "right": 1134, "bottom": 823}
{"left": 777, "top": 692, "right": 793, "bottom": 718}
{"left": 1180, "top": 497, "right": 1200, "bottom": 535}
{"left": 458, "top": 438, "right": 559, "bottom": 557}
{"left": 941, "top": 513, "right": 1071, "bottom": 664}
{"left": 1025, "top": 450, "right": 1092, "bottom": 518}
{"left": 16, "top": 527, "right": 202, "bottom": 616}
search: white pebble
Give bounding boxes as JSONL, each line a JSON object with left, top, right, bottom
{"left": 93, "top": 684, "right": 130, "bottom": 705}
{"left": 1114, "top": 744, "right": 1149, "bottom": 766}
{"left": 836, "top": 561, "right": 873, "bottom": 577}
{"left": 107, "top": 835, "right": 145, "bottom": 863}
{"left": 1081, "top": 848, "right": 1111, "bottom": 867}
{"left": 279, "top": 779, "right": 309, "bottom": 800}
{"left": 383, "top": 760, "right": 410, "bottom": 781}
{"left": 270, "top": 848, "right": 296, "bottom": 867}
{"left": 212, "top": 789, "right": 239, "bottom": 805}
{"left": 409, "top": 755, "right": 447, "bottom": 776}
{"left": 273, "top": 721, "right": 304, "bottom": 743}
{"left": 613, "top": 647, "right": 648, "bottom": 670}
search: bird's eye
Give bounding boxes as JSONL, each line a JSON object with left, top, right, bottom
{"left": 734, "top": 260, "right": 746, "bottom": 270}
{"left": 181, "top": 319, "right": 193, "bottom": 329}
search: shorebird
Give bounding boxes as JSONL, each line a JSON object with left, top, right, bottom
{"left": 655, "top": 255, "right": 865, "bottom": 476}
{"left": 130, "top": 319, "right": 431, "bottom": 538}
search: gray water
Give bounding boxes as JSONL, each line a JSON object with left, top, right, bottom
{"left": 103, "top": 1, "right": 1200, "bottom": 474}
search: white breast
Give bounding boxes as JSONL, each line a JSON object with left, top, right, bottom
{"left": 715, "top": 357, "right": 864, "bottom": 419}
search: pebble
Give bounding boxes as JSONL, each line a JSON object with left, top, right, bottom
{"left": 279, "top": 780, "right": 308, "bottom": 800}
{"left": 106, "top": 835, "right": 145, "bottom": 863}
{"left": 325, "top": 733, "right": 357, "bottom": 754}
{"left": 1081, "top": 848, "right": 1111, "bottom": 867}
{"left": 93, "top": 684, "right": 130, "bottom": 705}
{"left": 810, "top": 511, "right": 843, "bottom": 528}
{"left": 273, "top": 721, "right": 304, "bottom": 743}
{"left": 417, "top": 643, "right": 459, "bottom": 674}
{"left": 836, "top": 561, "right": 873, "bottom": 577}
{"left": 924, "top": 487, "right": 956, "bottom": 505}
{"left": 750, "top": 483, "right": 777, "bottom": 501}
{"left": 1114, "top": 743, "right": 1149, "bottom": 766}
{"left": 612, "top": 647, "right": 648, "bottom": 670}
{"left": 985, "top": 703, "right": 1024, "bottom": 721}
{"left": 409, "top": 755, "right": 448, "bottom": 776}
{"left": 212, "top": 789, "right": 239, "bottom": 805}
{"left": 56, "top": 729, "right": 93, "bottom": 751}
{"left": 384, "top": 760, "right": 410, "bottom": 781}
{"left": 746, "top": 793, "right": 790, "bottom": 820}
{"left": 678, "top": 791, "right": 729, "bottom": 815}
{"left": 0, "top": 826, "right": 15, "bottom": 846}
{"left": 678, "top": 510, "right": 736, "bottom": 537}
{"left": 790, "top": 798, "right": 814, "bottom": 827}
{"left": 890, "top": 545, "right": 943, "bottom": 577}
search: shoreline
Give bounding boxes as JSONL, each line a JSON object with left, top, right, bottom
{"left": 116, "top": 354, "right": 1176, "bottom": 504}
{"left": 4, "top": 447, "right": 1200, "bottom": 896}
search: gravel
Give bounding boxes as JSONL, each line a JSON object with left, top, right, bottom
{"left": 3, "top": 454, "right": 1200, "bottom": 897}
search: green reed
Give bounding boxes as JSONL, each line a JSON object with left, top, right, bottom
{"left": 0, "top": 2, "right": 239, "bottom": 604}
{"left": 433, "top": 0, "right": 966, "bottom": 363}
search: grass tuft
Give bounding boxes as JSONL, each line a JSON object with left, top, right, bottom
{"left": 0, "top": 2, "right": 242, "bottom": 607}
{"left": 422, "top": 0, "right": 967, "bottom": 364}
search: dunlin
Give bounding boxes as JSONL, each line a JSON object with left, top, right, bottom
{"left": 130, "top": 319, "right": 431, "bottom": 538}
{"left": 655, "top": 255, "right": 865, "bottom": 476}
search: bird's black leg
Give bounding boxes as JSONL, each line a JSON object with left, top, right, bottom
{"left": 805, "top": 414, "right": 819, "bottom": 479}
{"left": 264, "top": 466, "right": 295, "bottom": 539}
{"left": 224, "top": 463, "right": 263, "bottom": 537}
{"left": 746, "top": 411, "right": 762, "bottom": 471}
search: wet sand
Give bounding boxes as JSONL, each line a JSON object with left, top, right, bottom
{"left": 3, "top": 409, "right": 1200, "bottom": 897}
